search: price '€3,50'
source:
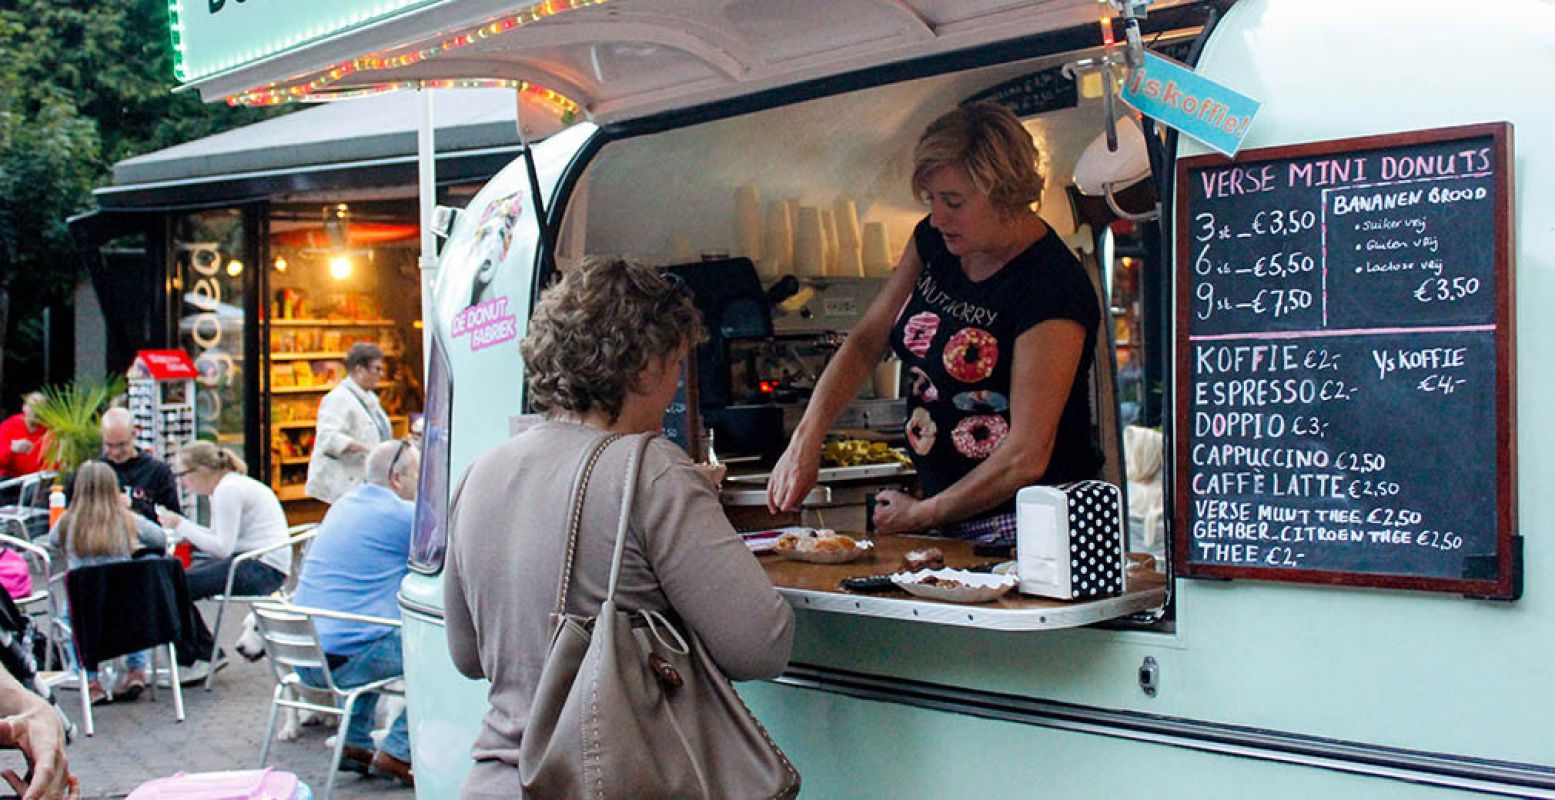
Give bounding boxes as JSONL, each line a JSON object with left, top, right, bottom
{"left": 1413, "top": 276, "right": 1481, "bottom": 304}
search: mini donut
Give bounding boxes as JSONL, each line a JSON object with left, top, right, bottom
{"left": 943, "top": 327, "right": 998, "bottom": 383}
{"left": 902, "top": 312, "right": 941, "bottom": 358}
{"left": 952, "top": 390, "right": 1010, "bottom": 413}
{"left": 951, "top": 414, "right": 1009, "bottom": 459}
{"left": 908, "top": 366, "right": 939, "bottom": 403}
{"left": 906, "top": 407, "right": 937, "bottom": 456}
{"left": 902, "top": 548, "right": 945, "bottom": 571}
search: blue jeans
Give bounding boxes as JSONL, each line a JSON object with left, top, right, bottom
{"left": 296, "top": 632, "right": 409, "bottom": 762}
{"left": 181, "top": 557, "right": 285, "bottom": 663}
{"left": 89, "top": 651, "right": 149, "bottom": 684}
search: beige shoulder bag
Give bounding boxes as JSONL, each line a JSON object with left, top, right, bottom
{"left": 519, "top": 432, "right": 800, "bottom": 799}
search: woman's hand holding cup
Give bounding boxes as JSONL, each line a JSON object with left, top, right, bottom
{"left": 155, "top": 505, "right": 183, "bottom": 530}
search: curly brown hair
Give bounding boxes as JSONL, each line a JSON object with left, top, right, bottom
{"left": 521, "top": 256, "right": 706, "bottom": 422}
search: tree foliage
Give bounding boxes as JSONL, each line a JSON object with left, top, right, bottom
{"left": 0, "top": 0, "right": 281, "bottom": 407}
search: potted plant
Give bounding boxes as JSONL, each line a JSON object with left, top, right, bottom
{"left": 32, "top": 376, "right": 126, "bottom": 476}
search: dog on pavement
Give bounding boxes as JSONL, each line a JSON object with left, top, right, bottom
{"left": 235, "top": 611, "right": 405, "bottom": 745}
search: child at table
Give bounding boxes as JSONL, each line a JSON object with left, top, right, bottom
{"left": 48, "top": 461, "right": 166, "bottom": 704}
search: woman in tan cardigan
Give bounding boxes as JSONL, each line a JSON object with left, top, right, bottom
{"left": 443, "top": 256, "right": 795, "bottom": 798}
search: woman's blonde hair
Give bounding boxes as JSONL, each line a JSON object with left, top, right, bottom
{"left": 521, "top": 256, "right": 705, "bottom": 422}
{"left": 178, "top": 440, "right": 248, "bottom": 476}
{"left": 60, "top": 461, "right": 136, "bottom": 560}
{"left": 911, "top": 102, "right": 1045, "bottom": 214}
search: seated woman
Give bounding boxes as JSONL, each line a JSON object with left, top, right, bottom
{"left": 443, "top": 256, "right": 795, "bottom": 797}
{"left": 769, "top": 102, "right": 1104, "bottom": 543}
{"left": 48, "top": 461, "right": 166, "bottom": 704}
{"left": 157, "top": 442, "right": 290, "bottom": 673}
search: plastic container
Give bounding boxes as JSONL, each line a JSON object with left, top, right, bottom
{"left": 126, "top": 769, "right": 310, "bottom": 800}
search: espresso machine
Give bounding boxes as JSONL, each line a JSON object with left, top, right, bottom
{"left": 667, "top": 261, "right": 903, "bottom": 461}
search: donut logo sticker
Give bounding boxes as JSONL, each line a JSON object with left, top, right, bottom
{"left": 902, "top": 312, "right": 940, "bottom": 358}
{"left": 952, "top": 390, "right": 1009, "bottom": 414}
{"left": 906, "top": 407, "right": 938, "bottom": 456}
{"left": 951, "top": 414, "right": 1010, "bottom": 459}
{"left": 908, "top": 366, "right": 939, "bottom": 403}
{"left": 943, "top": 327, "right": 998, "bottom": 383}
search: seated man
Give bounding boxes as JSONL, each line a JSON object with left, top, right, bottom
{"left": 0, "top": 392, "right": 48, "bottom": 480}
{"left": 291, "top": 440, "right": 419, "bottom": 787}
{"left": 100, "top": 407, "right": 181, "bottom": 523}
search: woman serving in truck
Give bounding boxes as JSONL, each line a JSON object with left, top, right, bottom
{"left": 767, "top": 102, "right": 1104, "bottom": 542}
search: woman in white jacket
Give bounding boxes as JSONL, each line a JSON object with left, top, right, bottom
{"left": 305, "top": 342, "right": 393, "bottom": 503}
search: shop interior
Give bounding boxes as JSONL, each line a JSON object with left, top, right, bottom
{"left": 555, "top": 45, "right": 1169, "bottom": 577}
{"left": 265, "top": 197, "right": 428, "bottom": 513}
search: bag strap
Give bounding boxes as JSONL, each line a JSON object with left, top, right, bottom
{"left": 553, "top": 432, "right": 625, "bottom": 617}
{"left": 605, "top": 433, "right": 654, "bottom": 602}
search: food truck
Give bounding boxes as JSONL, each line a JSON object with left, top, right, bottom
{"left": 171, "top": 0, "right": 1551, "bottom": 796}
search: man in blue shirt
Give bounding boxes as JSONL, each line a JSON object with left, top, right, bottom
{"left": 292, "top": 439, "right": 420, "bottom": 786}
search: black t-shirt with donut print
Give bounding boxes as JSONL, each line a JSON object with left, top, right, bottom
{"left": 889, "top": 216, "right": 1104, "bottom": 521}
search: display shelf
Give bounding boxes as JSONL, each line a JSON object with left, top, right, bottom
{"left": 271, "top": 381, "right": 399, "bottom": 395}
{"left": 275, "top": 456, "right": 311, "bottom": 466}
{"left": 270, "top": 319, "right": 396, "bottom": 327}
{"left": 271, "top": 350, "right": 403, "bottom": 362}
{"left": 272, "top": 415, "right": 407, "bottom": 431}
{"left": 276, "top": 485, "right": 309, "bottom": 502}
{"left": 128, "top": 350, "right": 199, "bottom": 515}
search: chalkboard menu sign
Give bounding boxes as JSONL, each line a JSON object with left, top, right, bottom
{"left": 1173, "top": 123, "right": 1518, "bottom": 598}
{"left": 961, "top": 66, "right": 1077, "bottom": 117}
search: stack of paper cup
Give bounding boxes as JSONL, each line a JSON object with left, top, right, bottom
{"left": 794, "top": 206, "right": 825, "bottom": 278}
{"left": 862, "top": 221, "right": 893, "bottom": 275}
{"left": 833, "top": 198, "right": 864, "bottom": 277}
{"left": 670, "top": 233, "right": 695, "bottom": 264}
{"left": 760, "top": 201, "right": 792, "bottom": 278}
{"left": 735, "top": 184, "right": 762, "bottom": 263}
{"left": 872, "top": 359, "right": 901, "bottom": 399}
{"left": 820, "top": 210, "right": 839, "bottom": 276}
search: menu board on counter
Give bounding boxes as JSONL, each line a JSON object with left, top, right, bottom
{"left": 661, "top": 357, "right": 703, "bottom": 459}
{"left": 1173, "top": 123, "right": 1518, "bottom": 598}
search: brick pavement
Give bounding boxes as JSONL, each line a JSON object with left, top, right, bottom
{"left": 1, "top": 601, "right": 416, "bottom": 800}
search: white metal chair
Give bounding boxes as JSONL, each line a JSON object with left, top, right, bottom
{"left": 203, "top": 522, "right": 320, "bottom": 690}
{"left": 0, "top": 471, "right": 55, "bottom": 541}
{"left": 252, "top": 601, "right": 403, "bottom": 800}
{"left": 0, "top": 532, "right": 61, "bottom": 670}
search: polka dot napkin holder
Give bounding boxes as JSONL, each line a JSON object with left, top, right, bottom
{"left": 1014, "top": 481, "right": 1126, "bottom": 601}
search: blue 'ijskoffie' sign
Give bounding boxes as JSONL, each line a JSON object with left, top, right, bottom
{"left": 1122, "top": 52, "right": 1260, "bottom": 156}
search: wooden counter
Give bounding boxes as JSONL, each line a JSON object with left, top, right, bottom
{"left": 759, "top": 533, "right": 1167, "bottom": 631}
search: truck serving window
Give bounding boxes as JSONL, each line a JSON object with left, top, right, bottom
{"left": 559, "top": 54, "right": 1172, "bottom": 631}
{"left": 409, "top": 335, "right": 453, "bottom": 573}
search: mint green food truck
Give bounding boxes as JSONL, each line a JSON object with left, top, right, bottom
{"left": 174, "top": 0, "right": 1551, "bottom": 796}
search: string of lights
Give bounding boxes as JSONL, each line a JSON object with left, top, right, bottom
{"left": 220, "top": 0, "right": 610, "bottom": 110}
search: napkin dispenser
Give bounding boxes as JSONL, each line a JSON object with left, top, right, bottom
{"left": 1015, "top": 481, "right": 1126, "bottom": 600}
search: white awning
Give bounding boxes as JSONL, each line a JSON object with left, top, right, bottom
{"left": 181, "top": 0, "right": 1192, "bottom": 124}
{"left": 111, "top": 88, "right": 526, "bottom": 187}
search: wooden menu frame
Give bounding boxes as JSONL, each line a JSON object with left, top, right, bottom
{"left": 1172, "top": 122, "right": 1519, "bottom": 598}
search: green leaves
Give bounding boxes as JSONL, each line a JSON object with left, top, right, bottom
{"left": 33, "top": 374, "right": 126, "bottom": 474}
{"left": 0, "top": 0, "right": 280, "bottom": 402}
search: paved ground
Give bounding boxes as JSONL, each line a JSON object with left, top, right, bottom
{"left": 2, "top": 600, "right": 414, "bottom": 800}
